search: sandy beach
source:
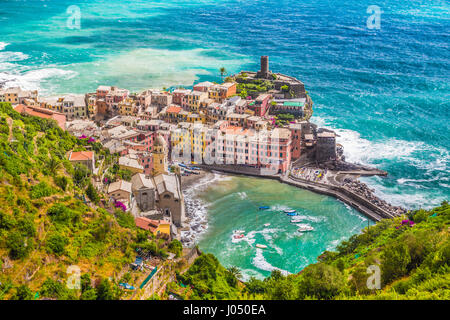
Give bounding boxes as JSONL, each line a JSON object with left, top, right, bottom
{"left": 180, "top": 169, "right": 214, "bottom": 189}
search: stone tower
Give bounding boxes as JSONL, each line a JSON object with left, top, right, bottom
{"left": 152, "top": 134, "right": 168, "bottom": 176}
{"left": 257, "top": 56, "right": 270, "bottom": 79}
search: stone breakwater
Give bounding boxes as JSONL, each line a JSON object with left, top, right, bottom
{"left": 342, "top": 179, "right": 407, "bottom": 217}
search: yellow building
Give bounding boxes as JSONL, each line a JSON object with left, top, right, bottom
{"left": 152, "top": 135, "right": 168, "bottom": 176}
{"left": 119, "top": 98, "right": 135, "bottom": 116}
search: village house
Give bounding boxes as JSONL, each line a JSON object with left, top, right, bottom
{"left": 172, "top": 88, "right": 191, "bottom": 105}
{"left": 118, "top": 154, "right": 144, "bottom": 174}
{"left": 135, "top": 216, "right": 171, "bottom": 239}
{"left": 208, "top": 82, "right": 237, "bottom": 103}
{"left": 107, "top": 179, "right": 132, "bottom": 207}
{"left": 131, "top": 173, "right": 156, "bottom": 212}
{"left": 193, "top": 81, "right": 214, "bottom": 92}
{"left": 14, "top": 104, "right": 66, "bottom": 130}
{"left": 154, "top": 173, "right": 185, "bottom": 228}
{"left": 0, "top": 87, "right": 38, "bottom": 105}
{"left": 68, "top": 151, "right": 95, "bottom": 172}
{"left": 181, "top": 91, "right": 208, "bottom": 113}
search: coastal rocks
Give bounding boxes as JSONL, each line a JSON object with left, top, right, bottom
{"left": 342, "top": 179, "right": 407, "bottom": 216}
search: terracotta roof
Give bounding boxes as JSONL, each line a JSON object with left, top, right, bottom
{"left": 166, "top": 105, "right": 182, "bottom": 114}
{"left": 14, "top": 104, "right": 66, "bottom": 130}
{"left": 135, "top": 217, "right": 169, "bottom": 233}
{"left": 69, "top": 151, "right": 94, "bottom": 161}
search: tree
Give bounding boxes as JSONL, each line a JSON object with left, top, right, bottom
{"left": 86, "top": 182, "right": 99, "bottom": 203}
{"left": 297, "top": 263, "right": 346, "bottom": 299}
{"left": 73, "top": 163, "right": 89, "bottom": 187}
{"left": 46, "top": 233, "right": 69, "bottom": 256}
{"left": 219, "top": 67, "right": 227, "bottom": 82}
{"left": 244, "top": 277, "right": 265, "bottom": 295}
{"left": 168, "top": 239, "right": 183, "bottom": 258}
{"left": 227, "top": 266, "right": 242, "bottom": 280}
{"left": 54, "top": 175, "right": 69, "bottom": 191}
{"left": 6, "top": 231, "right": 31, "bottom": 260}
{"left": 381, "top": 242, "right": 411, "bottom": 285}
{"left": 96, "top": 278, "right": 115, "bottom": 300}
{"left": 46, "top": 157, "right": 61, "bottom": 176}
{"left": 11, "top": 285, "right": 33, "bottom": 300}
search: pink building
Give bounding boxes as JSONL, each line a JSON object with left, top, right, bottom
{"left": 172, "top": 89, "right": 191, "bottom": 105}
{"left": 249, "top": 93, "right": 271, "bottom": 117}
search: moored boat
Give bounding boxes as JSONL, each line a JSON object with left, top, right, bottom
{"left": 259, "top": 206, "right": 270, "bottom": 210}
{"left": 297, "top": 224, "right": 314, "bottom": 232}
{"left": 255, "top": 244, "right": 267, "bottom": 249}
{"left": 286, "top": 212, "right": 297, "bottom": 216}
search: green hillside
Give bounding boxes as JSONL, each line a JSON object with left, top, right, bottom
{"left": 0, "top": 102, "right": 167, "bottom": 300}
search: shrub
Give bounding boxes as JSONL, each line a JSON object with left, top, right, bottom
{"left": 168, "top": 239, "right": 183, "bottom": 258}
{"left": 297, "top": 263, "right": 346, "bottom": 299}
{"left": 54, "top": 175, "right": 69, "bottom": 191}
{"left": 381, "top": 242, "right": 411, "bottom": 285}
{"left": 46, "top": 233, "right": 69, "bottom": 256}
{"left": 6, "top": 231, "right": 32, "bottom": 259}
{"left": 86, "top": 182, "right": 99, "bottom": 203}
{"left": 30, "top": 181, "right": 54, "bottom": 199}
{"left": 11, "top": 285, "right": 33, "bottom": 300}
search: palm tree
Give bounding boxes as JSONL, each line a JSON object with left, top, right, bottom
{"left": 219, "top": 67, "right": 227, "bottom": 82}
{"left": 227, "top": 266, "right": 242, "bottom": 279}
{"left": 46, "top": 157, "right": 61, "bottom": 176}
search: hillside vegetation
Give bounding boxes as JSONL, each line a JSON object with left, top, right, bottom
{"left": 0, "top": 102, "right": 168, "bottom": 300}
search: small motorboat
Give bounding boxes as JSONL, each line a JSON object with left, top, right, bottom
{"left": 297, "top": 224, "right": 314, "bottom": 232}
{"left": 291, "top": 218, "right": 303, "bottom": 223}
{"left": 264, "top": 223, "right": 271, "bottom": 227}
{"left": 233, "top": 230, "right": 245, "bottom": 234}
{"left": 256, "top": 244, "right": 267, "bottom": 249}
{"left": 283, "top": 209, "right": 296, "bottom": 214}
{"left": 286, "top": 212, "right": 297, "bottom": 216}
{"left": 259, "top": 206, "right": 270, "bottom": 210}
{"left": 233, "top": 234, "right": 245, "bottom": 239}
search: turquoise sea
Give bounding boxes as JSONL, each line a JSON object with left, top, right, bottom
{"left": 1, "top": 0, "right": 449, "bottom": 277}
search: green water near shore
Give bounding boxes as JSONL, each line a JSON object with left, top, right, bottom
{"left": 196, "top": 175, "right": 369, "bottom": 280}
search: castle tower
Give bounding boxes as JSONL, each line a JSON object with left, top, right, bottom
{"left": 257, "top": 55, "right": 270, "bottom": 79}
{"left": 152, "top": 134, "right": 168, "bottom": 176}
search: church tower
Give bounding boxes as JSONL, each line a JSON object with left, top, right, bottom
{"left": 152, "top": 134, "right": 168, "bottom": 176}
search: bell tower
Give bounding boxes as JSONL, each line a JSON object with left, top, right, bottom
{"left": 152, "top": 134, "right": 168, "bottom": 176}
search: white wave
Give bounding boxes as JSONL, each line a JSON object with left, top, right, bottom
{"left": 252, "top": 248, "right": 290, "bottom": 276}
{"left": 239, "top": 268, "right": 266, "bottom": 282}
{"left": 0, "top": 51, "right": 29, "bottom": 63}
{"left": 237, "top": 191, "right": 247, "bottom": 199}
{"left": 0, "top": 68, "right": 78, "bottom": 92}
{"left": 181, "top": 172, "right": 231, "bottom": 246}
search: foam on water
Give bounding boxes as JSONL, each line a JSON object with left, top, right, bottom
{"left": 252, "top": 248, "right": 290, "bottom": 276}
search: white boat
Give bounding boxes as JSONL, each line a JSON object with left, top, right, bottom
{"left": 290, "top": 218, "right": 303, "bottom": 223}
{"left": 233, "top": 230, "right": 245, "bottom": 234}
{"left": 264, "top": 223, "right": 271, "bottom": 227}
{"left": 297, "top": 224, "right": 314, "bottom": 232}
{"left": 256, "top": 244, "right": 267, "bottom": 249}
{"left": 283, "top": 209, "right": 296, "bottom": 214}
